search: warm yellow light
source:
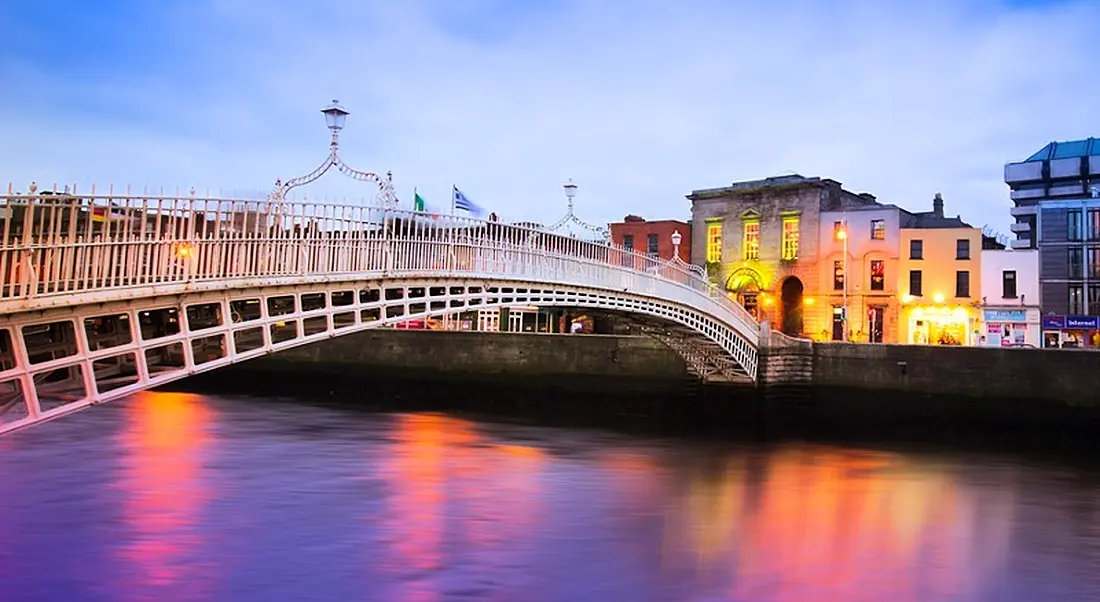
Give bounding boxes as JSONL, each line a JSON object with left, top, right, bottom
{"left": 952, "top": 307, "right": 968, "bottom": 321}
{"left": 763, "top": 297, "right": 775, "bottom": 306}
{"left": 803, "top": 297, "right": 815, "bottom": 306}
{"left": 933, "top": 293, "right": 945, "bottom": 304}
{"left": 836, "top": 229, "right": 847, "bottom": 241}
{"left": 175, "top": 244, "right": 193, "bottom": 258}
{"left": 901, "top": 294, "right": 914, "bottom": 304}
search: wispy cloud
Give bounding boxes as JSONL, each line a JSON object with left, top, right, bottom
{"left": 1, "top": 0, "right": 1096, "bottom": 230}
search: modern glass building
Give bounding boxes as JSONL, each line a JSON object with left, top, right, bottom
{"left": 1005, "top": 138, "right": 1100, "bottom": 346}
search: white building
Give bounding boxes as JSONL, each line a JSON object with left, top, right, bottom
{"left": 979, "top": 248, "right": 1041, "bottom": 347}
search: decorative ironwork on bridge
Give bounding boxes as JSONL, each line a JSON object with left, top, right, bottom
{"left": 270, "top": 100, "right": 398, "bottom": 210}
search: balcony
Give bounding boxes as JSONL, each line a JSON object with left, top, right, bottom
{"left": 1050, "top": 157, "right": 1084, "bottom": 179}
{"left": 1091, "top": 156, "right": 1100, "bottom": 177}
{"left": 1010, "top": 222, "right": 1031, "bottom": 233}
{"left": 1010, "top": 187, "right": 1046, "bottom": 201}
{"left": 1010, "top": 238, "right": 1034, "bottom": 250}
{"left": 1010, "top": 205, "right": 1038, "bottom": 217}
{"left": 1005, "top": 161, "right": 1043, "bottom": 184}
{"left": 1049, "top": 182, "right": 1085, "bottom": 197}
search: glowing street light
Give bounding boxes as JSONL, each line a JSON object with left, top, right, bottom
{"left": 836, "top": 220, "right": 849, "bottom": 340}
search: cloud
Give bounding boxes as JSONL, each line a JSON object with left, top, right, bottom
{"left": 0, "top": 0, "right": 1097, "bottom": 231}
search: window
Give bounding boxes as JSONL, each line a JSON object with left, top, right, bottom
{"left": 1002, "top": 270, "right": 1017, "bottom": 298}
{"left": 833, "top": 221, "right": 844, "bottom": 239}
{"left": 955, "top": 270, "right": 970, "bottom": 298}
{"left": 1088, "top": 209, "right": 1100, "bottom": 241}
{"left": 742, "top": 221, "right": 760, "bottom": 261}
{"left": 1069, "top": 247, "right": 1084, "bottom": 277}
{"left": 833, "top": 260, "right": 845, "bottom": 291}
{"left": 870, "top": 219, "right": 885, "bottom": 240}
{"left": 781, "top": 217, "right": 799, "bottom": 260}
{"left": 622, "top": 235, "right": 634, "bottom": 251}
{"left": 956, "top": 239, "right": 970, "bottom": 260}
{"left": 909, "top": 239, "right": 923, "bottom": 260}
{"left": 1070, "top": 284, "right": 1085, "bottom": 315}
{"left": 1090, "top": 285, "right": 1100, "bottom": 315}
{"left": 869, "top": 259, "right": 885, "bottom": 291}
{"left": 909, "top": 270, "right": 922, "bottom": 296}
{"left": 646, "top": 233, "right": 658, "bottom": 256}
{"left": 1069, "top": 209, "right": 1083, "bottom": 241}
{"left": 705, "top": 222, "right": 722, "bottom": 263}
{"left": 1088, "top": 247, "right": 1100, "bottom": 278}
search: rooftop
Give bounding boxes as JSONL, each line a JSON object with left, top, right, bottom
{"left": 1022, "top": 137, "right": 1100, "bottom": 162}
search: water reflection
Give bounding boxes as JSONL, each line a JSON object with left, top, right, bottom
{"left": 0, "top": 392, "right": 1098, "bottom": 601}
{"left": 113, "top": 391, "right": 215, "bottom": 598}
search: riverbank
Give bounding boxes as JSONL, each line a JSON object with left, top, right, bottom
{"left": 167, "top": 329, "right": 1100, "bottom": 446}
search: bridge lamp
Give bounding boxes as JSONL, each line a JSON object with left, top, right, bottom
{"left": 835, "top": 221, "right": 849, "bottom": 341}
{"left": 671, "top": 230, "right": 682, "bottom": 259}
{"left": 322, "top": 100, "right": 349, "bottom": 133}
{"left": 563, "top": 179, "right": 577, "bottom": 200}
{"left": 174, "top": 243, "right": 194, "bottom": 259}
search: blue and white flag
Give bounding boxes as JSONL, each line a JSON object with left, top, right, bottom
{"left": 452, "top": 186, "right": 486, "bottom": 217}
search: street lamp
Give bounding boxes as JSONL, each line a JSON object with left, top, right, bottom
{"left": 836, "top": 221, "right": 849, "bottom": 341}
{"left": 671, "top": 230, "right": 682, "bottom": 260}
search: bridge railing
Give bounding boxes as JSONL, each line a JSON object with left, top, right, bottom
{"left": 0, "top": 191, "right": 759, "bottom": 337}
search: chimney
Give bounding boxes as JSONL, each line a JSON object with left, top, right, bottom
{"left": 933, "top": 193, "right": 944, "bottom": 219}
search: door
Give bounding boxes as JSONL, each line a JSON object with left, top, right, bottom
{"left": 867, "top": 305, "right": 885, "bottom": 343}
{"left": 831, "top": 306, "right": 845, "bottom": 341}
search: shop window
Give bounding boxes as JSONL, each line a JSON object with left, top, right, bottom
{"left": 955, "top": 271, "right": 970, "bottom": 298}
{"left": 742, "top": 221, "right": 759, "bottom": 261}
{"left": 909, "top": 270, "right": 922, "bottom": 296}
{"left": 909, "top": 239, "right": 923, "bottom": 260}
{"left": 869, "top": 260, "right": 885, "bottom": 291}
{"left": 1002, "top": 270, "right": 1017, "bottom": 298}
{"left": 870, "top": 219, "right": 885, "bottom": 240}
{"left": 956, "top": 239, "right": 970, "bottom": 260}
{"left": 833, "top": 260, "right": 845, "bottom": 291}
{"left": 781, "top": 217, "right": 799, "bottom": 260}
{"left": 706, "top": 222, "right": 722, "bottom": 262}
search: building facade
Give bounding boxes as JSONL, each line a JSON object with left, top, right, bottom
{"left": 898, "top": 194, "right": 983, "bottom": 346}
{"left": 818, "top": 204, "right": 906, "bottom": 343}
{"left": 609, "top": 215, "right": 691, "bottom": 262}
{"left": 979, "top": 249, "right": 1041, "bottom": 347}
{"left": 687, "top": 175, "right": 882, "bottom": 338}
{"left": 1005, "top": 138, "right": 1100, "bottom": 319}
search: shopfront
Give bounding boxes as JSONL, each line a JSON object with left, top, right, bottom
{"left": 905, "top": 305, "right": 979, "bottom": 346}
{"left": 980, "top": 308, "right": 1040, "bottom": 347}
{"left": 1041, "top": 315, "right": 1100, "bottom": 349}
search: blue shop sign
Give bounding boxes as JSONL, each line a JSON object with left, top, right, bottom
{"left": 983, "top": 309, "right": 1027, "bottom": 322}
{"left": 1042, "top": 316, "right": 1065, "bottom": 329}
{"left": 1065, "top": 316, "right": 1099, "bottom": 329}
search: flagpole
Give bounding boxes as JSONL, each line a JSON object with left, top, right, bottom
{"left": 451, "top": 184, "right": 456, "bottom": 216}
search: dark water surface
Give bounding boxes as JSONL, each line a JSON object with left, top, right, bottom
{"left": 2, "top": 391, "right": 1100, "bottom": 601}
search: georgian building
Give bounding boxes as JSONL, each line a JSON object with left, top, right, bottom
{"left": 687, "top": 175, "right": 883, "bottom": 338}
{"left": 609, "top": 215, "right": 691, "bottom": 262}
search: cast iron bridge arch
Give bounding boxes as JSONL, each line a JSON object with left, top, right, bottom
{"left": 0, "top": 189, "right": 760, "bottom": 435}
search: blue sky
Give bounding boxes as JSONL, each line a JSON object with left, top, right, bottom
{"left": 1, "top": 0, "right": 1097, "bottom": 231}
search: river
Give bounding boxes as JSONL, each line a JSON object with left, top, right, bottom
{"left": 1, "top": 391, "right": 1099, "bottom": 601}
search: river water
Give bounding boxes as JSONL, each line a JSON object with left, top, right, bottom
{"left": 2, "top": 391, "right": 1099, "bottom": 601}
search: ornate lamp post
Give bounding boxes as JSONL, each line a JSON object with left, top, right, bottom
{"left": 546, "top": 179, "right": 610, "bottom": 242}
{"left": 671, "top": 230, "right": 683, "bottom": 261}
{"left": 270, "top": 100, "right": 397, "bottom": 209}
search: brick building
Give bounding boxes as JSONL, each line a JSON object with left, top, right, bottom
{"left": 608, "top": 215, "right": 691, "bottom": 262}
{"left": 687, "top": 175, "right": 883, "bottom": 337}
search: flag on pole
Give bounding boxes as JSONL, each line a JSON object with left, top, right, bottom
{"left": 413, "top": 189, "right": 427, "bottom": 212}
{"left": 452, "top": 186, "right": 486, "bottom": 217}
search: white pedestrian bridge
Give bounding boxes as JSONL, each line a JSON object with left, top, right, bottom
{"left": 0, "top": 190, "right": 761, "bottom": 435}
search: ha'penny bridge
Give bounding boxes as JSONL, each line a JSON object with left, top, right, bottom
{"left": 0, "top": 102, "right": 761, "bottom": 436}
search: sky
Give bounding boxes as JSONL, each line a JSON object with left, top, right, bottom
{"left": 1, "top": 0, "right": 1097, "bottom": 233}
